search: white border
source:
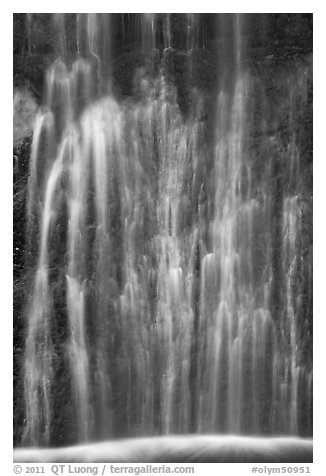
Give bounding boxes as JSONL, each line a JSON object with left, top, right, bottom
{"left": 3, "top": 4, "right": 324, "bottom": 475}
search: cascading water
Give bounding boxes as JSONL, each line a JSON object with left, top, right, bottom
{"left": 14, "top": 13, "right": 312, "bottom": 448}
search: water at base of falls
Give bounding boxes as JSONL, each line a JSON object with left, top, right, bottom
{"left": 17, "top": 14, "right": 312, "bottom": 447}
{"left": 14, "top": 435, "right": 313, "bottom": 463}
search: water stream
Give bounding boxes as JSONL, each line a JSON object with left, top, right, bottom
{"left": 19, "top": 13, "right": 312, "bottom": 447}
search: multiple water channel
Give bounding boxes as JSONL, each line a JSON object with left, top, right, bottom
{"left": 16, "top": 14, "right": 312, "bottom": 447}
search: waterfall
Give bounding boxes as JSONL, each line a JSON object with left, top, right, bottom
{"left": 16, "top": 13, "right": 312, "bottom": 447}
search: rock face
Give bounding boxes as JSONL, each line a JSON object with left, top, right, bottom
{"left": 13, "top": 14, "right": 312, "bottom": 448}
{"left": 14, "top": 89, "right": 38, "bottom": 146}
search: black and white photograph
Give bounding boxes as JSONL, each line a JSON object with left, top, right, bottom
{"left": 12, "top": 10, "right": 314, "bottom": 467}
